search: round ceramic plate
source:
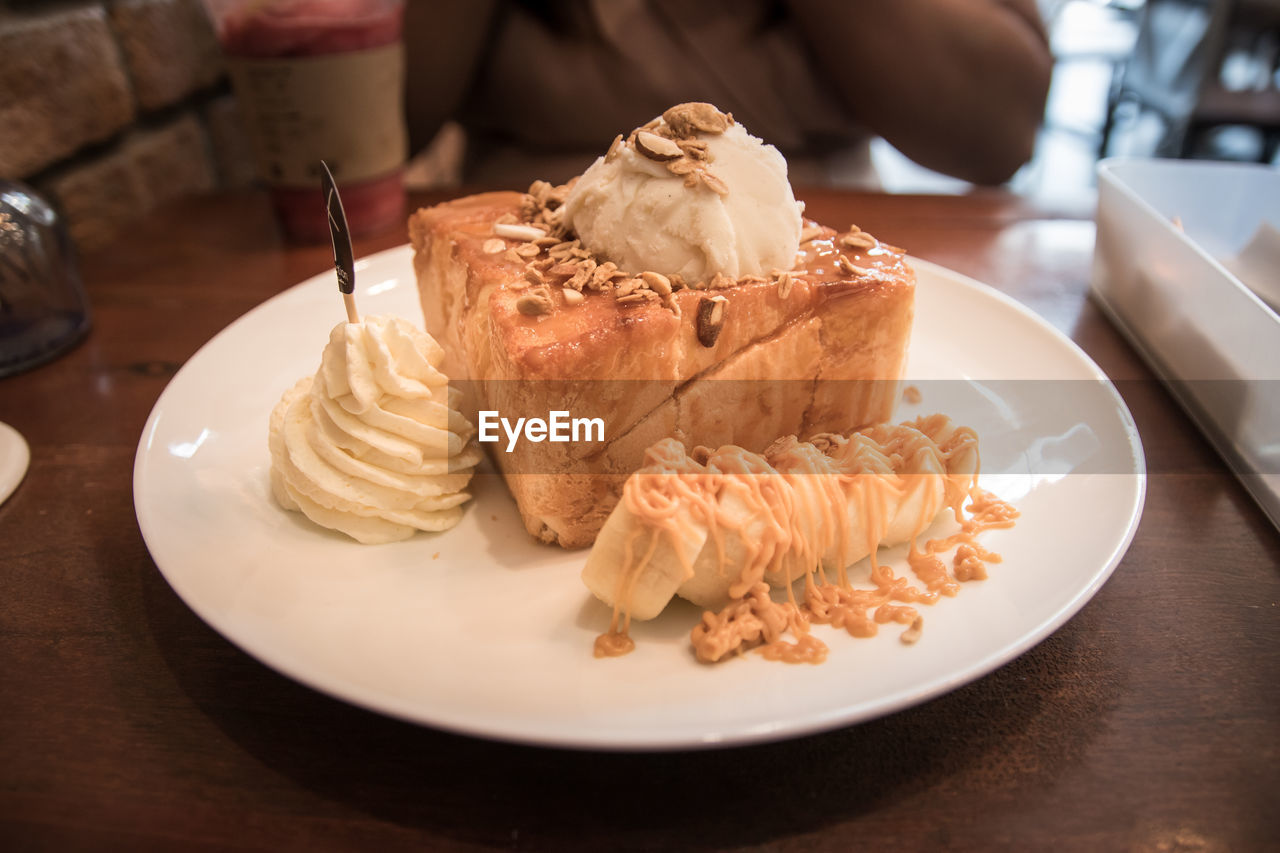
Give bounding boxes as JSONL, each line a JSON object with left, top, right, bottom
{"left": 134, "top": 246, "right": 1145, "bottom": 750}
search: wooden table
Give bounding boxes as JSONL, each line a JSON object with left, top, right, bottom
{"left": 2, "top": 189, "right": 1276, "bottom": 851}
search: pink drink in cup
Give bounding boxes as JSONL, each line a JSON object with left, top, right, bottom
{"left": 208, "top": 0, "right": 407, "bottom": 241}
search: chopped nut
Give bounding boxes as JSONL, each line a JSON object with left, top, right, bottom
{"left": 615, "top": 277, "right": 642, "bottom": 297}
{"left": 566, "top": 263, "right": 593, "bottom": 291}
{"left": 533, "top": 235, "right": 561, "bottom": 248}
{"left": 709, "top": 272, "right": 734, "bottom": 290}
{"left": 663, "top": 295, "right": 682, "bottom": 318}
{"left": 739, "top": 274, "right": 767, "bottom": 286}
{"left": 668, "top": 273, "right": 687, "bottom": 291}
{"left": 591, "top": 261, "right": 621, "bottom": 289}
{"left": 516, "top": 286, "right": 554, "bottom": 316}
{"left": 667, "top": 158, "right": 698, "bottom": 176}
{"left": 678, "top": 138, "right": 710, "bottom": 160}
{"left": 900, "top": 616, "right": 924, "bottom": 645}
{"left": 504, "top": 249, "right": 523, "bottom": 264}
{"left": 495, "top": 213, "right": 518, "bottom": 225}
{"left": 663, "top": 102, "right": 731, "bottom": 136}
{"left": 514, "top": 242, "right": 542, "bottom": 258}
{"left": 641, "top": 271, "right": 672, "bottom": 297}
{"left": 635, "top": 130, "right": 684, "bottom": 162}
{"left": 547, "top": 262, "right": 580, "bottom": 278}
{"left": 562, "top": 288, "right": 584, "bottom": 306}
{"left": 523, "top": 269, "right": 544, "bottom": 287}
{"left": 482, "top": 238, "right": 506, "bottom": 254}
{"left": 605, "top": 134, "right": 625, "bottom": 163}
{"left": 696, "top": 295, "right": 727, "bottom": 347}
{"left": 836, "top": 254, "right": 858, "bottom": 275}
{"left": 617, "top": 291, "right": 659, "bottom": 305}
{"left": 529, "top": 180, "right": 552, "bottom": 204}
{"left": 494, "top": 222, "right": 546, "bottom": 242}
{"left": 546, "top": 184, "right": 570, "bottom": 208}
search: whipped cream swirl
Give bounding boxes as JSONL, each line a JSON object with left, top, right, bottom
{"left": 269, "top": 314, "right": 482, "bottom": 544}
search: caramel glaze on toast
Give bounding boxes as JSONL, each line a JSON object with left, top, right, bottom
{"left": 410, "top": 191, "right": 914, "bottom": 548}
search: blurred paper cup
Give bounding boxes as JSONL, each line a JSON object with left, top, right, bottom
{"left": 205, "top": 0, "right": 408, "bottom": 242}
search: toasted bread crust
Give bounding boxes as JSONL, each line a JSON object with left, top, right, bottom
{"left": 410, "top": 192, "right": 913, "bottom": 547}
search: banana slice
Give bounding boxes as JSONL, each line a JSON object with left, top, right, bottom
{"left": 581, "top": 500, "right": 708, "bottom": 621}
{"left": 582, "top": 417, "right": 981, "bottom": 628}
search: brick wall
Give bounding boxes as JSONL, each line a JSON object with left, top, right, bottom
{"left": 0, "top": 0, "right": 254, "bottom": 251}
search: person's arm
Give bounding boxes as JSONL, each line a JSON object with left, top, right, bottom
{"left": 402, "top": 1, "right": 500, "bottom": 155}
{"left": 788, "top": 0, "right": 1052, "bottom": 184}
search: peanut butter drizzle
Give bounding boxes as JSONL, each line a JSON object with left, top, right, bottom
{"left": 592, "top": 416, "right": 1019, "bottom": 662}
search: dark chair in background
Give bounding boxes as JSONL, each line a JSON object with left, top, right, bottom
{"left": 1102, "top": 0, "right": 1280, "bottom": 162}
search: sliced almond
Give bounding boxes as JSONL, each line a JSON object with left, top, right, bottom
{"left": 696, "top": 295, "right": 727, "bottom": 347}
{"left": 800, "top": 224, "right": 826, "bottom": 243}
{"left": 562, "top": 288, "right": 584, "bottom": 306}
{"left": 494, "top": 222, "right": 546, "bottom": 242}
{"left": 515, "top": 242, "right": 542, "bottom": 258}
{"left": 900, "top": 616, "right": 924, "bottom": 645}
{"left": 699, "top": 170, "right": 729, "bottom": 196}
{"left": 776, "top": 271, "right": 793, "bottom": 299}
{"left": 482, "top": 238, "right": 506, "bottom": 254}
{"left": 841, "top": 231, "right": 876, "bottom": 251}
{"left": 635, "top": 130, "right": 683, "bottom": 162}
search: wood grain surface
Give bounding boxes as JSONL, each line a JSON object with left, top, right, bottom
{"left": 1, "top": 189, "right": 1276, "bottom": 851}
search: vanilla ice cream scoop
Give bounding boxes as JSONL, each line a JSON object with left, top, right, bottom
{"left": 269, "top": 314, "right": 482, "bottom": 544}
{"left": 562, "top": 103, "right": 803, "bottom": 282}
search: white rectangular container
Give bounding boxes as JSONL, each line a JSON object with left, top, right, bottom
{"left": 1092, "top": 158, "right": 1280, "bottom": 530}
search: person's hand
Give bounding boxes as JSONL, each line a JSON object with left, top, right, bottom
{"left": 790, "top": 0, "right": 1053, "bottom": 184}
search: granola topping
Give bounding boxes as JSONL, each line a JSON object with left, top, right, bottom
{"left": 516, "top": 285, "right": 554, "bottom": 316}
{"left": 505, "top": 198, "right": 884, "bottom": 309}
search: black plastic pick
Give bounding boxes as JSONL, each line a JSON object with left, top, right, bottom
{"left": 320, "top": 161, "right": 358, "bottom": 322}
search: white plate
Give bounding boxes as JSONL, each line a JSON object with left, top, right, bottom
{"left": 134, "top": 246, "right": 1145, "bottom": 750}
